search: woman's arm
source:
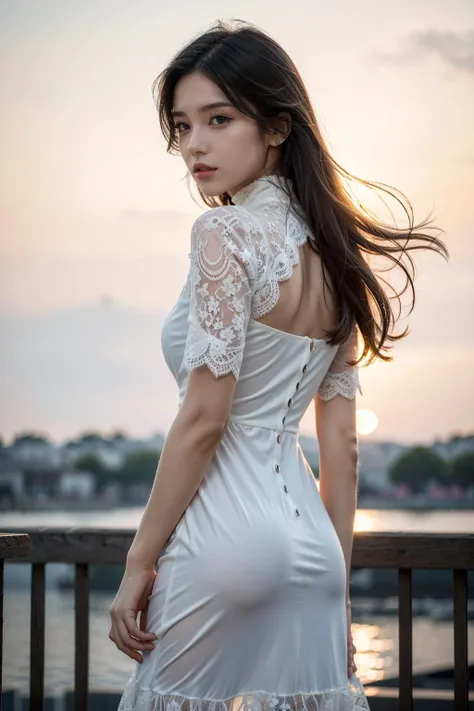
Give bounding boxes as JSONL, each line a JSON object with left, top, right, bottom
{"left": 109, "top": 208, "right": 255, "bottom": 661}
{"left": 127, "top": 365, "right": 237, "bottom": 571}
{"left": 109, "top": 366, "right": 237, "bottom": 662}
{"left": 314, "top": 328, "right": 361, "bottom": 602}
{"left": 314, "top": 392, "right": 358, "bottom": 603}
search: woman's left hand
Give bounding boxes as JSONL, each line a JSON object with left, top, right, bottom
{"left": 109, "top": 564, "right": 158, "bottom": 663}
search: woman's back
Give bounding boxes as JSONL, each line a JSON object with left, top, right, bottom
{"left": 161, "top": 176, "right": 360, "bottom": 412}
{"left": 232, "top": 176, "right": 338, "bottom": 343}
{"left": 120, "top": 176, "right": 369, "bottom": 710}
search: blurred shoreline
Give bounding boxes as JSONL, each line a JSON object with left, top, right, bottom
{"left": 3, "top": 496, "right": 474, "bottom": 513}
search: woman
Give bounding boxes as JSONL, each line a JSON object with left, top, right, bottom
{"left": 110, "top": 21, "right": 447, "bottom": 711}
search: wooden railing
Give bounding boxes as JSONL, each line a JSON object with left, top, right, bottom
{"left": 1, "top": 530, "right": 473, "bottom": 711}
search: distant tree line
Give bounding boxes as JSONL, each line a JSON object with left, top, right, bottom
{"left": 5, "top": 430, "right": 130, "bottom": 447}
{"left": 75, "top": 450, "right": 161, "bottom": 491}
{"left": 389, "top": 447, "right": 474, "bottom": 493}
{"left": 4, "top": 430, "right": 474, "bottom": 495}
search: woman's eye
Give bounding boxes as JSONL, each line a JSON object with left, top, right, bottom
{"left": 175, "top": 122, "right": 189, "bottom": 133}
{"left": 210, "top": 114, "right": 230, "bottom": 126}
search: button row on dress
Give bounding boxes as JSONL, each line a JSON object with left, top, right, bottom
{"left": 277, "top": 344, "right": 315, "bottom": 515}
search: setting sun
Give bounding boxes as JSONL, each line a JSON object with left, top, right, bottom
{"left": 356, "top": 409, "right": 379, "bottom": 436}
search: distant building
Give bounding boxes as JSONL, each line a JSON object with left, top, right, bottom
{"left": 432, "top": 435, "right": 474, "bottom": 461}
{"left": 8, "top": 435, "right": 61, "bottom": 468}
{"left": 0, "top": 471, "right": 24, "bottom": 501}
{"left": 62, "top": 439, "right": 125, "bottom": 469}
{"left": 358, "top": 441, "right": 408, "bottom": 491}
{"left": 61, "top": 432, "right": 164, "bottom": 470}
{"left": 58, "top": 470, "right": 95, "bottom": 499}
{"left": 1, "top": 466, "right": 96, "bottom": 502}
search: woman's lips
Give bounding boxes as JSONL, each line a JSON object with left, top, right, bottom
{"left": 194, "top": 168, "right": 217, "bottom": 179}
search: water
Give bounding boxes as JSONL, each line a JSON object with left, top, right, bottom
{"left": 2, "top": 508, "right": 473, "bottom": 695}
{"left": 5, "top": 587, "right": 472, "bottom": 695}
{"left": 2, "top": 506, "right": 474, "bottom": 532}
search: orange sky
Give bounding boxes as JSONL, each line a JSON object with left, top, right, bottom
{"left": 1, "top": 0, "right": 473, "bottom": 442}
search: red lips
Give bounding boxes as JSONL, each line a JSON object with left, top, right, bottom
{"left": 193, "top": 162, "right": 216, "bottom": 173}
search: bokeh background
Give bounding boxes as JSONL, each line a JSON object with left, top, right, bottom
{"left": 1, "top": 0, "right": 473, "bottom": 445}
{"left": 1, "top": 1, "right": 473, "bottom": 704}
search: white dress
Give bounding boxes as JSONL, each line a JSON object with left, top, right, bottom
{"left": 118, "top": 176, "right": 371, "bottom": 711}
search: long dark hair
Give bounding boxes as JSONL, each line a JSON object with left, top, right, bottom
{"left": 153, "top": 20, "right": 448, "bottom": 365}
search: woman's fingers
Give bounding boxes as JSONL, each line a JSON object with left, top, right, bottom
{"left": 124, "top": 610, "right": 157, "bottom": 644}
{"left": 347, "top": 639, "right": 358, "bottom": 676}
{"left": 109, "top": 622, "right": 142, "bottom": 664}
{"left": 347, "top": 631, "right": 358, "bottom": 677}
{"left": 139, "top": 601, "right": 149, "bottom": 634}
{"left": 116, "top": 619, "right": 155, "bottom": 662}
{"left": 110, "top": 606, "right": 157, "bottom": 642}
{"left": 109, "top": 613, "right": 157, "bottom": 663}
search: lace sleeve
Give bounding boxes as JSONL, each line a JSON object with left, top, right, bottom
{"left": 182, "top": 207, "right": 256, "bottom": 380}
{"left": 317, "top": 328, "right": 363, "bottom": 401}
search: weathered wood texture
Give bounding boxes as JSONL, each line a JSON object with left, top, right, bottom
{"left": 30, "top": 563, "right": 45, "bottom": 711}
{"left": 352, "top": 532, "right": 474, "bottom": 570}
{"left": 0, "top": 533, "right": 30, "bottom": 559}
{"left": 398, "top": 568, "right": 413, "bottom": 711}
{"left": 1, "top": 529, "right": 473, "bottom": 569}
{"left": 453, "top": 568, "right": 468, "bottom": 711}
{"left": 74, "top": 564, "right": 89, "bottom": 711}
{"left": 0, "top": 533, "right": 29, "bottom": 708}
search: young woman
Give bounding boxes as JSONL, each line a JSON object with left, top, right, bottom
{"left": 110, "top": 21, "right": 447, "bottom": 711}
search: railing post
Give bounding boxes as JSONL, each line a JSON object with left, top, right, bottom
{"left": 75, "top": 563, "right": 90, "bottom": 711}
{"left": 30, "top": 563, "right": 46, "bottom": 711}
{"left": 0, "top": 533, "right": 30, "bottom": 711}
{"left": 398, "top": 568, "right": 413, "bottom": 711}
{"left": 453, "top": 569, "right": 468, "bottom": 711}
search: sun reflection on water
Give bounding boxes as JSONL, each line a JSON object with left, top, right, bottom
{"left": 352, "top": 623, "right": 395, "bottom": 683}
{"left": 354, "top": 510, "right": 379, "bottom": 532}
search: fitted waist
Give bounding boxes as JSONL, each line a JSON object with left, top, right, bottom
{"left": 227, "top": 417, "right": 299, "bottom": 436}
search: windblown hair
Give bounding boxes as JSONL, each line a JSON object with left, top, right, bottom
{"left": 153, "top": 20, "right": 448, "bottom": 365}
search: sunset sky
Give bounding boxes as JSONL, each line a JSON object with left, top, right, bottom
{"left": 1, "top": 0, "right": 473, "bottom": 443}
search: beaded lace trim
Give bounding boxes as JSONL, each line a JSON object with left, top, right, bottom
{"left": 118, "top": 675, "right": 371, "bottom": 711}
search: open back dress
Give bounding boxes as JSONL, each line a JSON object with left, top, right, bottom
{"left": 118, "top": 176, "right": 370, "bottom": 711}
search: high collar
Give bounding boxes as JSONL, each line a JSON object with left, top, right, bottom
{"left": 231, "top": 175, "right": 293, "bottom": 207}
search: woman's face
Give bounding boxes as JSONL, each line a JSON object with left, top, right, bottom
{"left": 172, "top": 72, "right": 280, "bottom": 198}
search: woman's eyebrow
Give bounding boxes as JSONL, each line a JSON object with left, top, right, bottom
{"left": 171, "top": 101, "right": 234, "bottom": 117}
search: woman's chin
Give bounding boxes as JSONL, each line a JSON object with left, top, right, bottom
{"left": 196, "top": 185, "right": 226, "bottom": 198}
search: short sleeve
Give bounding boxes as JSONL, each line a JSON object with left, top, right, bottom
{"left": 317, "top": 327, "right": 363, "bottom": 401}
{"left": 182, "top": 207, "right": 256, "bottom": 380}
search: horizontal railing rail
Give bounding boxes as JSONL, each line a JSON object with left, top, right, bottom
{"left": 2, "top": 529, "right": 473, "bottom": 711}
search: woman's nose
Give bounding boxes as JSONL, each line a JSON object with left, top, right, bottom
{"left": 188, "top": 129, "right": 208, "bottom": 156}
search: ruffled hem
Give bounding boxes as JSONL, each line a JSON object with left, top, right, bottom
{"left": 118, "top": 674, "right": 370, "bottom": 711}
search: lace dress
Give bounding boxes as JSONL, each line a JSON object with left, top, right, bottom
{"left": 118, "top": 176, "right": 370, "bottom": 711}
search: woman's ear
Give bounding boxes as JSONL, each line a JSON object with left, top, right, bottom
{"left": 269, "top": 112, "right": 292, "bottom": 147}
